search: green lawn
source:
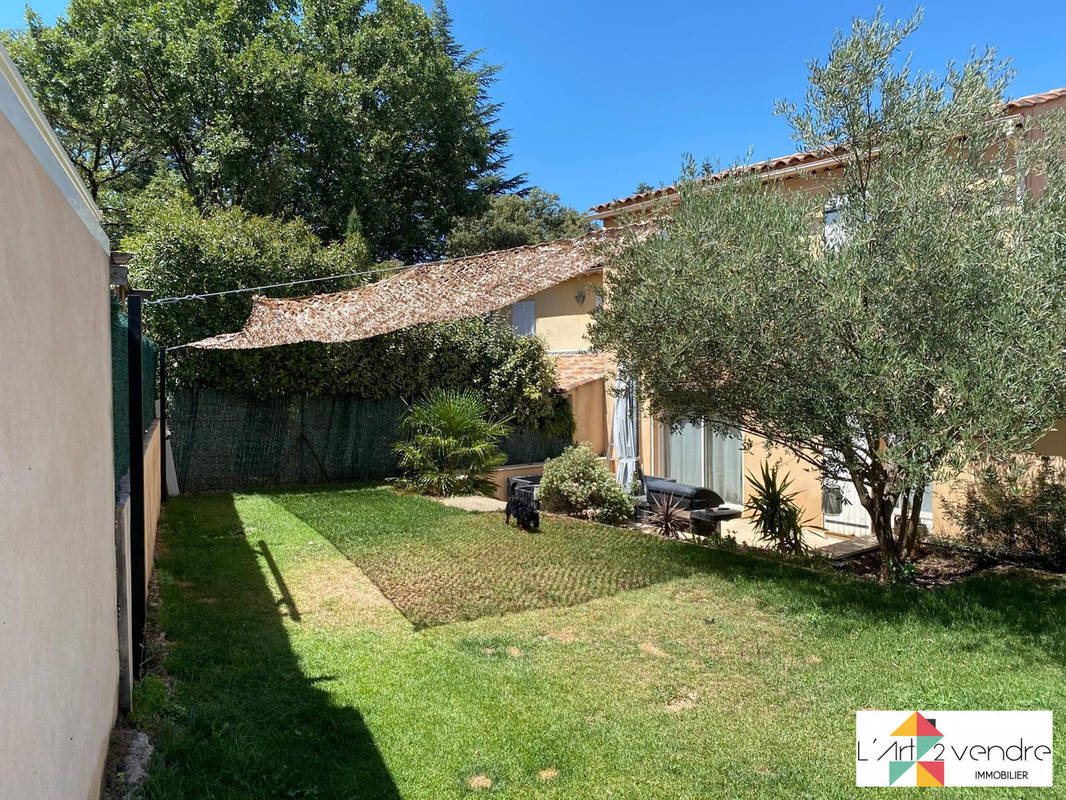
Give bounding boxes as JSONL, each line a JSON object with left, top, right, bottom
{"left": 139, "top": 486, "right": 1066, "bottom": 798}
{"left": 273, "top": 486, "right": 744, "bottom": 627}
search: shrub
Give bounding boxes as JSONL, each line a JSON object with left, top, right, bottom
{"left": 950, "top": 455, "right": 1066, "bottom": 569}
{"left": 745, "top": 463, "right": 808, "bottom": 555}
{"left": 540, "top": 443, "right": 634, "bottom": 525}
{"left": 392, "top": 389, "right": 511, "bottom": 497}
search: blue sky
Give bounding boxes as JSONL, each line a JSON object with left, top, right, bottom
{"left": 5, "top": 1, "right": 1066, "bottom": 212}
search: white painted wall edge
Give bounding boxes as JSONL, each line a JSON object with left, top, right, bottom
{"left": 0, "top": 43, "right": 110, "bottom": 253}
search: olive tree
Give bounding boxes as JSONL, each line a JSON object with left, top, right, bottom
{"left": 592, "top": 10, "right": 1066, "bottom": 580}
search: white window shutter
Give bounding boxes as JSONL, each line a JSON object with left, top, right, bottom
{"left": 511, "top": 301, "right": 535, "bottom": 336}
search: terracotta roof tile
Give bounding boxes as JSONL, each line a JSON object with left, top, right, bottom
{"left": 592, "top": 87, "right": 1066, "bottom": 216}
{"left": 189, "top": 226, "right": 652, "bottom": 350}
{"left": 552, "top": 352, "right": 611, "bottom": 391}
{"left": 1004, "top": 87, "right": 1066, "bottom": 111}
{"left": 589, "top": 146, "right": 848, "bottom": 214}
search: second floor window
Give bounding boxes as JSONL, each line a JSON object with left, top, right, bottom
{"left": 823, "top": 196, "right": 848, "bottom": 253}
{"left": 511, "top": 300, "right": 535, "bottom": 336}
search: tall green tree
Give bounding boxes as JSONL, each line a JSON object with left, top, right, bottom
{"left": 5, "top": 0, "right": 519, "bottom": 259}
{"left": 592, "top": 10, "right": 1066, "bottom": 580}
{"left": 123, "top": 180, "right": 373, "bottom": 352}
{"left": 445, "top": 186, "right": 592, "bottom": 257}
{"left": 3, "top": 4, "right": 154, "bottom": 236}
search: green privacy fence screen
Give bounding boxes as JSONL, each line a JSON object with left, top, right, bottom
{"left": 111, "top": 299, "right": 158, "bottom": 496}
{"left": 170, "top": 390, "right": 569, "bottom": 493}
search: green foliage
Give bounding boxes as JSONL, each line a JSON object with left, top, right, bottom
{"left": 950, "top": 456, "right": 1066, "bottom": 569}
{"left": 889, "top": 559, "right": 919, "bottom": 585}
{"left": 125, "top": 185, "right": 372, "bottom": 347}
{"left": 446, "top": 187, "right": 593, "bottom": 257}
{"left": 1, "top": 4, "right": 152, "bottom": 241}
{"left": 6, "top": 0, "right": 519, "bottom": 258}
{"left": 540, "top": 443, "right": 634, "bottom": 525}
{"left": 593, "top": 9, "right": 1066, "bottom": 578}
{"left": 168, "top": 320, "right": 560, "bottom": 430}
{"left": 130, "top": 673, "right": 170, "bottom": 731}
{"left": 392, "top": 389, "right": 511, "bottom": 496}
{"left": 745, "top": 463, "right": 808, "bottom": 555}
{"left": 541, "top": 393, "right": 577, "bottom": 440}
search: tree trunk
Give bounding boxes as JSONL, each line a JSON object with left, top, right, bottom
{"left": 865, "top": 491, "right": 901, "bottom": 583}
{"left": 903, "top": 485, "right": 925, "bottom": 558}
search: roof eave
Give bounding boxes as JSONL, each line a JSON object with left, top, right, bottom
{"left": 590, "top": 152, "right": 852, "bottom": 220}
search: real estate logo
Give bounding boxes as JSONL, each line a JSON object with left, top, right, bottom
{"left": 885, "top": 712, "right": 945, "bottom": 786}
{"left": 856, "top": 711, "right": 1053, "bottom": 788}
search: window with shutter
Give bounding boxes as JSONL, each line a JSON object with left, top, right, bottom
{"left": 510, "top": 300, "right": 535, "bottom": 336}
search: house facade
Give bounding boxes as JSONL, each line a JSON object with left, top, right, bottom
{"left": 508, "top": 265, "right": 824, "bottom": 522}
{"left": 510, "top": 86, "right": 1066, "bottom": 536}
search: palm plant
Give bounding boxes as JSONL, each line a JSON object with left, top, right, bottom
{"left": 745, "top": 463, "right": 808, "bottom": 555}
{"left": 392, "top": 389, "right": 512, "bottom": 497}
{"left": 647, "top": 492, "right": 688, "bottom": 539}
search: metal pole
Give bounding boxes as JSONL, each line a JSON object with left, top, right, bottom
{"left": 127, "top": 295, "right": 146, "bottom": 681}
{"left": 160, "top": 346, "right": 168, "bottom": 503}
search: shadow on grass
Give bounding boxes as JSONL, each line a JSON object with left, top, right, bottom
{"left": 666, "top": 544, "right": 1066, "bottom": 666}
{"left": 257, "top": 539, "right": 301, "bottom": 622}
{"left": 141, "top": 494, "right": 400, "bottom": 800}
{"left": 265, "top": 484, "right": 1066, "bottom": 667}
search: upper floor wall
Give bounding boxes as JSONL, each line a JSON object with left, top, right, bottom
{"left": 509, "top": 272, "right": 604, "bottom": 352}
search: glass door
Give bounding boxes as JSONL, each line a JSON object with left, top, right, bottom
{"left": 665, "top": 421, "right": 744, "bottom": 505}
{"left": 667, "top": 422, "right": 703, "bottom": 487}
{"left": 704, "top": 426, "right": 743, "bottom": 505}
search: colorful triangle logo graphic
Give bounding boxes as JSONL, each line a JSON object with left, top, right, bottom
{"left": 917, "top": 735, "right": 943, "bottom": 759}
{"left": 888, "top": 713, "right": 946, "bottom": 786}
{"left": 889, "top": 761, "right": 916, "bottom": 785}
{"left": 891, "top": 712, "right": 943, "bottom": 738}
{"left": 917, "top": 760, "right": 945, "bottom": 787}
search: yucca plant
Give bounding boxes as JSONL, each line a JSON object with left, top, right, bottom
{"left": 647, "top": 492, "right": 688, "bottom": 539}
{"left": 392, "top": 389, "right": 512, "bottom": 497}
{"left": 745, "top": 463, "right": 809, "bottom": 555}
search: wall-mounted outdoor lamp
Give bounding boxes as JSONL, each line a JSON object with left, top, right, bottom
{"left": 575, "top": 288, "right": 587, "bottom": 305}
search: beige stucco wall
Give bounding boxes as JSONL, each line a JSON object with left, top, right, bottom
{"left": 525, "top": 273, "right": 602, "bottom": 352}
{"left": 0, "top": 51, "right": 117, "bottom": 800}
{"left": 1032, "top": 417, "right": 1066, "bottom": 459}
{"left": 570, "top": 379, "right": 608, "bottom": 456}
